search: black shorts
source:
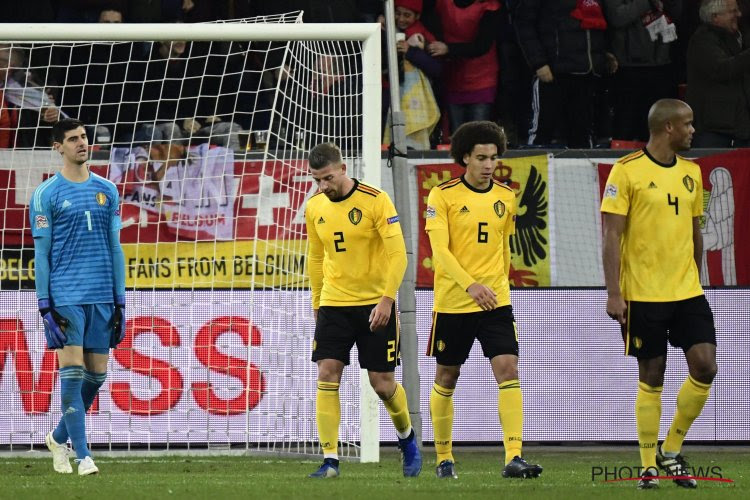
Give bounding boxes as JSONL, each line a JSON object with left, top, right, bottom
{"left": 623, "top": 295, "right": 716, "bottom": 359}
{"left": 427, "top": 306, "right": 518, "bottom": 366}
{"left": 312, "top": 304, "right": 399, "bottom": 372}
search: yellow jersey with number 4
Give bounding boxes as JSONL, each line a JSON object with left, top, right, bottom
{"left": 600, "top": 149, "right": 704, "bottom": 302}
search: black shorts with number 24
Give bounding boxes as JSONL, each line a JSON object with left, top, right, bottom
{"left": 427, "top": 305, "right": 518, "bottom": 366}
{"left": 312, "top": 304, "right": 400, "bottom": 372}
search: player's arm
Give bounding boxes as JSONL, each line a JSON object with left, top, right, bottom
{"left": 29, "top": 190, "right": 67, "bottom": 348}
{"left": 602, "top": 213, "right": 627, "bottom": 324}
{"left": 692, "top": 171, "right": 705, "bottom": 275}
{"left": 600, "top": 164, "right": 631, "bottom": 325}
{"left": 109, "top": 192, "right": 127, "bottom": 347}
{"left": 305, "top": 205, "right": 324, "bottom": 321}
{"left": 425, "top": 189, "right": 496, "bottom": 310}
{"left": 369, "top": 193, "right": 407, "bottom": 331}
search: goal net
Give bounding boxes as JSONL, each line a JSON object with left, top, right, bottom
{"left": 0, "top": 15, "right": 382, "bottom": 459}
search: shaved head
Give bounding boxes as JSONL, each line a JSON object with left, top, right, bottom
{"left": 648, "top": 99, "right": 692, "bottom": 133}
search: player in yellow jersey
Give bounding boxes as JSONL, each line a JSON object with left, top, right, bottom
{"left": 601, "top": 99, "right": 717, "bottom": 490}
{"left": 304, "top": 142, "right": 421, "bottom": 478}
{"left": 425, "top": 121, "right": 542, "bottom": 480}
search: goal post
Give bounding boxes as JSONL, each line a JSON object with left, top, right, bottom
{"left": 0, "top": 18, "right": 382, "bottom": 461}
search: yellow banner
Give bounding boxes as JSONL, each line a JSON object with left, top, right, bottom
{"left": 498, "top": 155, "right": 550, "bottom": 286}
{"left": 123, "top": 240, "right": 308, "bottom": 289}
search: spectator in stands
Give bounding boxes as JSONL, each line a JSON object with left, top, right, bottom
{"left": 687, "top": 0, "right": 750, "bottom": 146}
{"left": 515, "top": 0, "right": 616, "bottom": 148}
{"left": 131, "top": 40, "right": 202, "bottom": 145}
{"left": 496, "top": 0, "right": 533, "bottom": 147}
{"left": 383, "top": 0, "right": 442, "bottom": 149}
{"left": 427, "top": 0, "right": 501, "bottom": 134}
{"left": 605, "top": 1, "right": 682, "bottom": 142}
{"left": 98, "top": 7, "right": 124, "bottom": 23}
{"left": 0, "top": 44, "right": 60, "bottom": 148}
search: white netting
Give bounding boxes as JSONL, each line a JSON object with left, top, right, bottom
{"left": 0, "top": 15, "right": 375, "bottom": 458}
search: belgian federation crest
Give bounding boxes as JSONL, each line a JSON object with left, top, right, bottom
{"left": 96, "top": 192, "right": 107, "bottom": 205}
{"left": 493, "top": 200, "right": 506, "bottom": 218}
{"left": 348, "top": 207, "right": 362, "bottom": 225}
{"left": 682, "top": 175, "right": 695, "bottom": 193}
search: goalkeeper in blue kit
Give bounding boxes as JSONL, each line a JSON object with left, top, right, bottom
{"left": 30, "top": 119, "right": 126, "bottom": 476}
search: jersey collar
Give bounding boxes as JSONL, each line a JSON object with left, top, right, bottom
{"left": 460, "top": 175, "right": 493, "bottom": 193}
{"left": 330, "top": 179, "right": 358, "bottom": 202}
{"left": 643, "top": 147, "right": 676, "bottom": 168}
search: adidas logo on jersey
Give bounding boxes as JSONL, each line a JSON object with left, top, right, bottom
{"left": 62, "top": 200, "right": 72, "bottom": 209}
{"left": 318, "top": 217, "right": 325, "bottom": 224}
{"left": 648, "top": 182, "right": 657, "bottom": 189}
{"left": 459, "top": 206, "right": 470, "bottom": 213}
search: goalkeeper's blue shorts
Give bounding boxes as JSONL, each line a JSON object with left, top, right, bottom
{"left": 55, "top": 304, "right": 115, "bottom": 354}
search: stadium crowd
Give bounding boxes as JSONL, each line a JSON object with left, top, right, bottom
{"left": 2, "top": 0, "right": 750, "bottom": 150}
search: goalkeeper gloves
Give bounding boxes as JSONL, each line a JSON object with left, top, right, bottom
{"left": 111, "top": 295, "right": 126, "bottom": 347}
{"left": 38, "top": 299, "right": 68, "bottom": 349}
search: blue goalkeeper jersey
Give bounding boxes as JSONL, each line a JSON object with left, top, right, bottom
{"left": 30, "top": 172, "right": 122, "bottom": 306}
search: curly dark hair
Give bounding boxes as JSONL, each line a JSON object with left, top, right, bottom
{"left": 449, "top": 121, "right": 507, "bottom": 167}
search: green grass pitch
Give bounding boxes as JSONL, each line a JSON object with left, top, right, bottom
{"left": 1, "top": 448, "right": 746, "bottom": 499}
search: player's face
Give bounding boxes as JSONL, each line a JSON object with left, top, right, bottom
{"left": 311, "top": 162, "right": 348, "bottom": 200}
{"left": 669, "top": 108, "right": 695, "bottom": 152}
{"left": 395, "top": 6, "right": 418, "bottom": 31}
{"left": 55, "top": 127, "right": 89, "bottom": 165}
{"left": 463, "top": 143, "right": 498, "bottom": 189}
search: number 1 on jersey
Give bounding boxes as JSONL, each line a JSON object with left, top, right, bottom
{"left": 84, "top": 210, "right": 93, "bottom": 231}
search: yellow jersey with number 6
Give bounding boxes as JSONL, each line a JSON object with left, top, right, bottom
{"left": 600, "top": 149, "right": 704, "bottom": 302}
{"left": 426, "top": 176, "right": 516, "bottom": 313}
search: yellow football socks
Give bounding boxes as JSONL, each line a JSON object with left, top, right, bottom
{"left": 430, "top": 383, "right": 455, "bottom": 463}
{"left": 383, "top": 383, "right": 412, "bottom": 439}
{"left": 498, "top": 379, "right": 523, "bottom": 464}
{"left": 663, "top": 375, "right": 711, "bottom": 455}
{"left": 636, "top": 381, "right": 662, "bottom": 470}
{"left": 316, "top": 381, "right": 340, "bottom": 458}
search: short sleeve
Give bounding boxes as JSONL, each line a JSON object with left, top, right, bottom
{"left": 374, "top": 191, "right": 404, "bottom": 239}
{"left": 29, "top": 187, "right": 52, "bottom": 239}
{"left": 425, "top": 187, "right": 448, "bottom": 232}
{"left": 692, "top": 168, "right": 704, "bottom": 217}
{"left": 600, "top": 163, "right": 631, "bottom": 215}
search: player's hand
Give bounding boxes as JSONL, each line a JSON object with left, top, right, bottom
{"left": 313, "top": 309, "right": 319, "bottom": 323}
{"left": 467, "top": 283, "right": 497, "bottom": 311}
{"left": 369, "top": 297, "right": 394, "bottom": 332}
{"left": 536, "top": 64, "right": 554, "bottom": 83}
{"left": 606, "top": 294, "right": 627, "bottom": 325}
{"left": 111, "top": 295, "right": 126, "bottom": 347}
{"left": 38, "top": 299, "right": 68, "bottom": 349}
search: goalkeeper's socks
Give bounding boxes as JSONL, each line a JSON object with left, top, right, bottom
{"left": 663, "top": 375, "right": 711, "bottom": 455}
{"left": 498, "top": 379, "right": 523, "bottom": 465}
{"left": 59, "top": 366, "right": 91, "bottom": 460}
{"left": 52, "top": 370, "right": 107, "bottom": 445}
{"left": 316, "top": 381, "right": 341, "bottom": 459}
{"left": 430, "top": 383, "right": 455, "bottom": 463}
{"left": 636, "top": 382, "right": 662, "bottom": 471}
{"left": 383, "top": 383, "right": 412, "bottom": 439}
